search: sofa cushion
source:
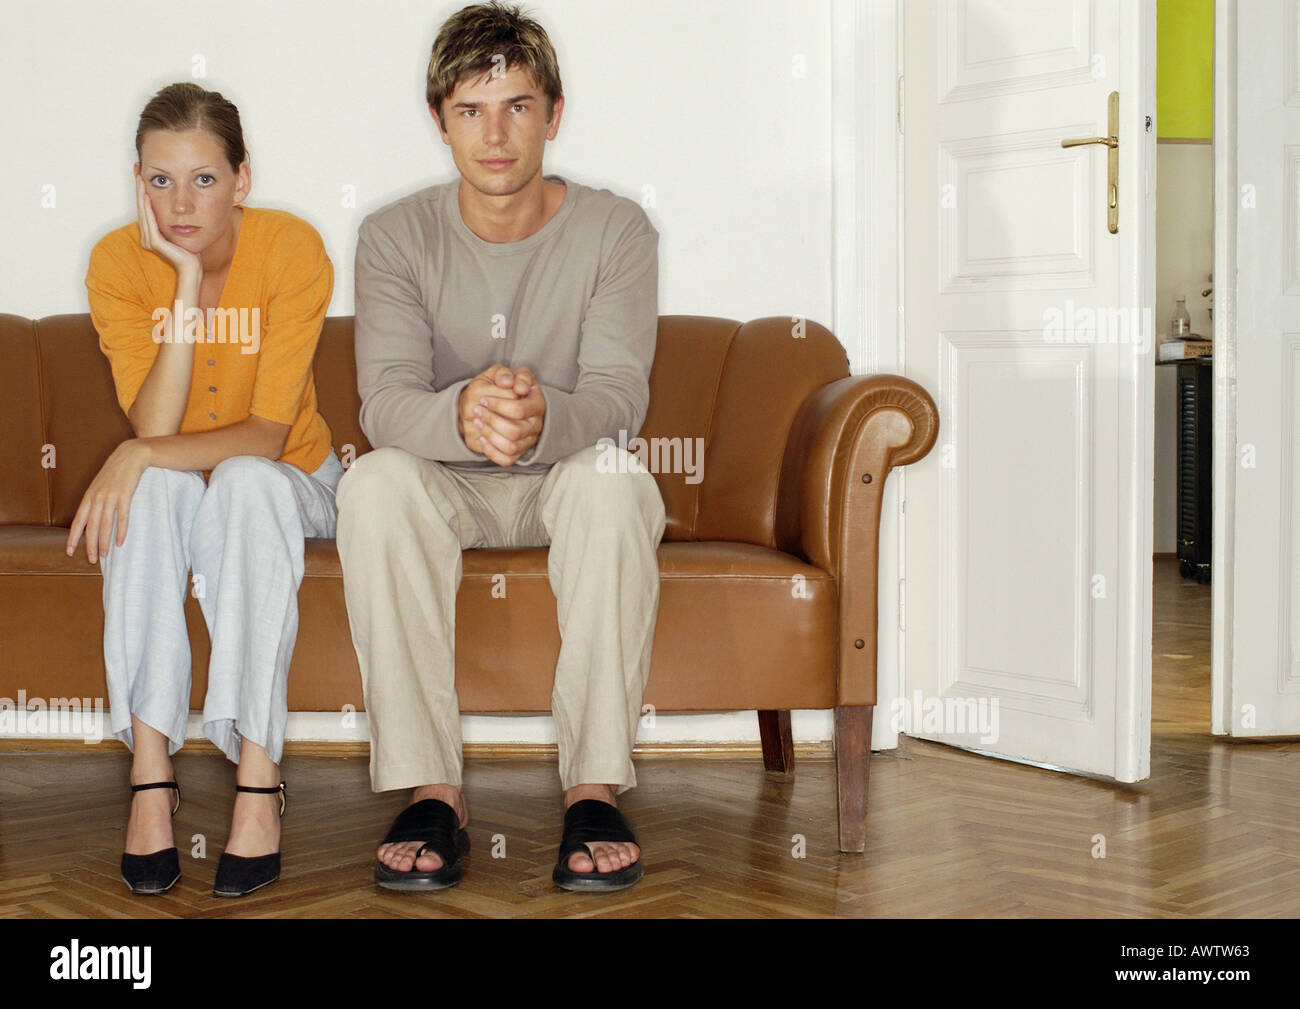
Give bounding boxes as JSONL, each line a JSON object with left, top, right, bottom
{"left": 0, "top": 316, "right": 50, "bottom": 525}
{"left": 310, "top": 316, "right": 371, "bottom": 465}
{"left": 35, "top": 315, "right": 136, "bottom": 527}
{"left": 297, "top": 539, "right": 838, "bottom": 711}
{"left": 690, "top": 318, "right": 849, "bottom": 547}
{"left": 0, "top": 527, "right": 837, "bottom": 713}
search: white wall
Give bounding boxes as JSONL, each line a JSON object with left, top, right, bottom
{"left": 1154, "top": 141, "right": 1216, "bottom": 554}
{"left": 0, "top": 0, "right": 832, "bottom": 320}
{"left": 0, "top": 0, "right": 840, "bottom": 746}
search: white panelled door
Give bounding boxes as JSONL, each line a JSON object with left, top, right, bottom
{"left": 901, "top": 0, "right": 1155, "bottom": 780}
{"left": 1226, "top": 0, "right": 1300, "bottom": 735}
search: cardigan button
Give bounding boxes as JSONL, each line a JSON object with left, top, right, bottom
{"left": 207, "top": 359, "right": 216, "bottom": 366}
{"left": 209, "top": 412, "right": 217, "bottom": 420}
{"left": 208, "top": 386, "right": 217, "bottom": 393}
{"left": 854, "top": 639, "right": 865, "bottom": 649}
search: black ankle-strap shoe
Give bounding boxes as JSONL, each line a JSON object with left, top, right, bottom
{"left": 213, "top": 782, "right": 286, "bottom": 898}
{"left": 121, "top": 781, "right": 181, "bottom": 895}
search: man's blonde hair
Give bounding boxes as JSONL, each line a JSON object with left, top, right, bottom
{"left": 426, "top": 1, "right": 563, "bottom": 129}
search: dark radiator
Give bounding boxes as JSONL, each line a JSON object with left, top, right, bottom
{"left": 1176, "top": 360, "right": 1212, "bottom": 583}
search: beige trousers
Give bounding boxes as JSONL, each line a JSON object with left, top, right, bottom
{"left": 334, "top": 444, "right": 666, "bottom": 795}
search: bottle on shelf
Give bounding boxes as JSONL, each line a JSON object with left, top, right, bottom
{"left": 1170, "top": 296, "right": 1191, "bottom": 339}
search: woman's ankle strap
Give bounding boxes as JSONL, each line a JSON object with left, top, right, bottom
{"left": 130, "top": 780, "right": 181, "bottom": 816}
{"left": 236, "top": 781, "right": 286, "bottom": 816}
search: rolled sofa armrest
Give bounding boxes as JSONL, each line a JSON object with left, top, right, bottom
{"left": 775, "top": 374, "right": 939, "bottom": 705}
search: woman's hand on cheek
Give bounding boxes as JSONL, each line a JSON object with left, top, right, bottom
{"left": 65, "top": 440, "right": 153, "bottom": 564}
{"left": 135, "top": 175, "right": 202, "bottom": 278}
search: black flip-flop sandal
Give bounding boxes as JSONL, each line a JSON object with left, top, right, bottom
{"left": 374, "top": 798, "right": 470, "bottom": 891}
{"left": 552, "top": 799, "right": 644, "bottom": 893}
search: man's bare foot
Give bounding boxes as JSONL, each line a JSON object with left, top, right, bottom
{"left": 562, "top": 783, "right": 640, "bottom": 873}
{"left": 376, "top": 784, "right": 468, "bottom": 873}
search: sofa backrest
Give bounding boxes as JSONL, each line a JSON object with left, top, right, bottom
{"left": 1, "top": 313, "right": 136, "bottom": 527}
{"left": 642, "top": 316, "right": 849, "bottom": 544}
{"left": 1, "top": 313, "right": 850, "bottom": 544}
{"left": 0, "top": 315, "right": 51, "bottom": 525}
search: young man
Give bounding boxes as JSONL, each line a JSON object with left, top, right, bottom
{"left": 335, "top": 0, "right": 664, "bottom": 893}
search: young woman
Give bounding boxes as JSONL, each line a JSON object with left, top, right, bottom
{"left": 70, "top": 82, "right": 342, "bottom": 898}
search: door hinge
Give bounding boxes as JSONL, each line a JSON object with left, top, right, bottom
{"left": 897, "top": 74, "right": 904, "bottom": 134}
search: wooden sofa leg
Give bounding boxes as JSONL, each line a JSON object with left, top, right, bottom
{"left": 758, "top": 710, "right": 794, "bottom": 774}
{"left": 835, "top": 706, "right": 873, "bottom": 852}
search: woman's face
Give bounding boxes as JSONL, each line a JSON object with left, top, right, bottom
{"left": 135, "top": 128, "right": 249, "bottom": 256}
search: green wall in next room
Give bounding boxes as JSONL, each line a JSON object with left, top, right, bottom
{"left": 1157, "top": 0, "right": 1214, "bottom": 140}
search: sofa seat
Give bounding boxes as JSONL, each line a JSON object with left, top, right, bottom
{"left": 0, "top": 524, "right": 837, "bottom": 713}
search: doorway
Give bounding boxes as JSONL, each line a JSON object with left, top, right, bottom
{"left": 1152, "top": 0, "right": 1215, "bottom": 738}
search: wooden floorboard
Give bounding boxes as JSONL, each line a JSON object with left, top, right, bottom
{"left": 1, "top": 558, "right": 1296, "bottom": 918}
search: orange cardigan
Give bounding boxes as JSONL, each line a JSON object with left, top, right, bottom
{"left": 85, "top": 206, "right": 334, "bottom": 476}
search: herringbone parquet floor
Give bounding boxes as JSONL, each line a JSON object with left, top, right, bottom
{"left": 2, "top": 558, "right": 1297, "bottom": 917}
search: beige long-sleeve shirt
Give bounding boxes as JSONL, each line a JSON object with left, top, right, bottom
{"left": 353, "top": 173, "right": 659, "bottom": 473}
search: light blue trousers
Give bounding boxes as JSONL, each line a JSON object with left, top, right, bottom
{"left": 99, "top": 451, "right": 343, "bottom": 764}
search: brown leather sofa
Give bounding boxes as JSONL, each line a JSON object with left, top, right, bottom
{"left": 0, "top": 312, "right": 937, "bottom": 851}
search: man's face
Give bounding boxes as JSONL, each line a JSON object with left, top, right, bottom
{"left": 434, "top": 63, "right": 563, "bottom": 198}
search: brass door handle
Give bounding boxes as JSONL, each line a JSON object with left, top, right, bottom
{"left": 1061, "top": 91, "right": 1119, "bottom": 234}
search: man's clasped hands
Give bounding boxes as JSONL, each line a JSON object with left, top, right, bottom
{"left": 458, "top": 364, "right": 547, "bottom": 466}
